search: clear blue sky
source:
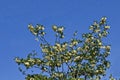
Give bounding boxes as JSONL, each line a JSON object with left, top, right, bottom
{"left": 0, "top": 0, "right": 120, "bottom": 80}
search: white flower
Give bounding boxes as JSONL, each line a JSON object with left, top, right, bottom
{"left": 42, "top": 48, "right": 49, "bottom": 53}
{"left": 56, "top": 43, "right": 61, "bottom": 48}
{"left": 77, "top": 47, "right": 82, "bottom": 51}
{"left": 45, "top": 56, "right": 51, "bottom": 60}
{"left": 28, "top": 24, "right": 34, "bottom": 31}
{"left": 67, "top": 52, "right": 72, "bottom": 56}
{"left": 15, "top": 58, "right": 21, "bottom": 63}
{"left": 36, "top": 59, "right": 41, "bottom": 63}
{"left": 104, "top": 26, "right": 110, "bottom": 29}
{"left": 30, "top": 78, "right": 34, "bottom": 80}
{"left": 41, "top": 26, "right": 45, "bottom": 30}
{"left": 28, "top": 24, "right": 37, "bottom": 35}
{"left": 74, "top": 56, "right": 80, "bottom": 61}
{"left": 58, "top": 27, "right": 64, "bottom": 32}
{"left": 96, "top": 70, "right": 99, "bottom": 73}
{"left": 95, "top": 29, "right": 100, "bottom": 33}
{"left": 105, "top": 46, "right": 111, "bottom": 50}
{"left": 101, "top": 17, "right": 107, "bottom": 21}
{"left": 93, "top": 22, "right": 99, "bottom": 27}
{"left": 40, "top": 32, "right": 45, "bottom": 36}
{"left": 72, "top": 40, "right": 78, "bottom": 45}
{"left": 98, "top": 33, "right": 102, "bottom": 37}
{"left": 89, "top": 26, "right": 94, "bottom": 30}
{"left": 100, "top": 17, "right": 107, "bottom": 24}
{"left": 60, "top": 35, "right": 64, "bottom": 38}
{"left": 52, "top": 25, "right": 57, "bottom": 31}
{"left": 98, "top": 42, "right": 102, "bottom": 46}
{"left": 24, "top": 62, "right": 30, "bottom": 66}
{"left": 36, "top": 25, "right": 44, "bottom": 30}
{"left": 72, "top": 50, "right": 77, "bottom": 54}
{"left": 28, "top": 58, "right": 35, "bottom": 63}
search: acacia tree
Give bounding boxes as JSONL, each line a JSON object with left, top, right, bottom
{"left": 15, "top": 17, "right": 115, "bottom": 80}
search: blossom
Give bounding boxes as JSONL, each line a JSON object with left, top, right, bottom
{"left": 104, "top": 26, "right": 110, "bottom": 29}
{"left": 28, "top": 24, "right": 34, "bottom": 31}
{"left": 100, "top": 17, "right": 107, "bottom": 24}
{"left": 77, "top": 47, "right": 82, "bottom": 51}
{"left": 28, "top": 58, "right": 35, "bottom": 63}
{"left": 72, "top": 50, "right": 77, "bottom": 54}
{"left": 105, "top": 46, "right": 111, "bottom": 50}
{"left": 28, "top": 24, "right": 37, "bottom": 35}
{"left": 52, "top": 25, "right": 57, "bottom": 31}
{"left": 58, "top": 27, "right": 64, "bottom": 33}
{"left": 89, "top": 26, "right": 94, "bottom": 30}
{"left": 45, "top": 56, "right": 51, "bottom": 60}
{"left": 15, "top": 57, "right": 21, "bottom": 63}
{"left": 101, "top": 17, "right": 107, "bottom": 22}
{"left": 94, "top": 29, "right": 100, "bottom": 33}
{"left": 74, "top": 56, "right": 81, "bottom": 61}
{"left": 30, "top": 78, "right": 34, "bottom": 80}
{"left": 41, "top": 26, "right": 45, "bottom": 30}
{"left": 24, "top": 62, "right": 30, "bottom": 66}
{"left": 42, "top": 48, "right": 49, "bottom": 53}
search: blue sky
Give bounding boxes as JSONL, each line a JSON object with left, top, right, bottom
{"left": 0, "top": 0, "right": 120, "bottom": 80}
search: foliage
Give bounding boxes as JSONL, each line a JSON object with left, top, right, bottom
{"left": 15, "top": 17, "right": 115, "bottom": 80}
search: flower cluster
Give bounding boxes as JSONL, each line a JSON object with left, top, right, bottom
{"left": 28, "top": 24, "right": 45, "bottom": 36}
{"left": 52, "top": 25, "right": 65, "bottom": 39}
{"left": 15, "top": 17, "right": 111, "bottom": 80}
